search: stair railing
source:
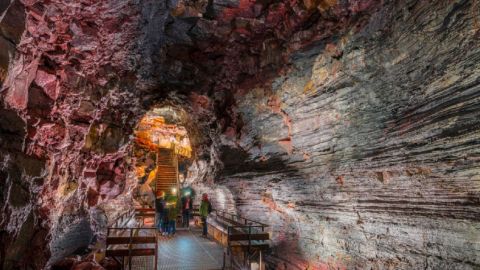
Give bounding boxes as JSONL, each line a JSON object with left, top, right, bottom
{"left": 111, "top": 208, "right": 135, "bottom": 228}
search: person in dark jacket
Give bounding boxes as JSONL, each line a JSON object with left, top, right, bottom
{"left": 181, "top": 193, "right": 193, "bottom": 228}
{"left": 162, "top": 206, "right": 169, "bottom": 236}
{"left": 155, "top": 192, "right": 166, "bottom": 233}
{"left": 199, "top": 193, "right": 212, "bottom": 237}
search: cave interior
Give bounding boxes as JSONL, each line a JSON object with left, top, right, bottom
{"left": 0, "top": 0, "right": 479, "bottom": 269}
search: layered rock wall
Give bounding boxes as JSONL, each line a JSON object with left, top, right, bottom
{"left": 217, "top": 1, "right": 480, "bottom": 269}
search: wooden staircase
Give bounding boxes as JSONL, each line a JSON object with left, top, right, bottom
{"left": 155, "top": 148, "right": 178, "bottom": 196}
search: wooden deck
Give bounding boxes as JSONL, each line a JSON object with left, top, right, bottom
{"left": 105, "top": 208, "right": 269, "bottom": 269}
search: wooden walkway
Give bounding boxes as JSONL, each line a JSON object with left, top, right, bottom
{"left": 105, "top": 208, "right": 269, "bottom": 269}
{"left": 157, "top": 229, "right": 224, "bottom": 270}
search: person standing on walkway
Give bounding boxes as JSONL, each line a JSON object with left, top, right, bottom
{"left": 199, "top": 193, "right": 212, "bottom": 237}
{"left": 162, "top": 205, "right": 169, "bottom": 236}
{"left": 181, "top": 193, "right": 193, "bottom": 228}
{"left": 155, "top": 192, "right": 166, "bottom": 233}
{"left": 167, "top": 200, "right": 178, "bottom": 236}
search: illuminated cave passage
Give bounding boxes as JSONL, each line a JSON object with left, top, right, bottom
{"left": 132, "top": 107, "right": 194, "bottom": 208}
{"left": 0, "top": 0, "right": 480, "bottom": 269}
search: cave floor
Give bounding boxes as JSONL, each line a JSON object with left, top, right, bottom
{"left": 156, "top": 229, "right": 224, "bottom": 270}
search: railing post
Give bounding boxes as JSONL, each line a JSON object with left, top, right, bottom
{"left": 128, "top": 228, "right": 133, "bottom": 270}
{"left": 244, "top": 250, "right": 247, "bottom": 268}
{"left": 248, "top": 226, "right": 252, "bottom": 253}
{"left": 227, "top": 226, "right": 231, "bottom": 246}
{"left": 154, "top": 228, "right": 158, "bottom": 270}
{"left": 259, "top": 250, "right": 263, "bottom": 270}
{"left": 227, "top": 226, "right": 233, "bottom": 269}
{"left": 222, "top": 249, "right": 226, "bottom": 270}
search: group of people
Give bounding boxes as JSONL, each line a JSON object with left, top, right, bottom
{"left": 154, "top": 191, "right": 179, "bottom": 236}
{"left": 154, "top": 190, "right": 212, "bottom": 237}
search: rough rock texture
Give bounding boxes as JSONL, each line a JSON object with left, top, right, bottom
{"left": 0, "top": 0, "right": 25, "bottom": 84}
{"left": 0, "top": 0, "right": 479, "bottom": 269}
{"left": 1, "top": 0, "right": 144, "bottom": 268}
{"left": 217, "top": 1, "right": 480, "bottom": 268}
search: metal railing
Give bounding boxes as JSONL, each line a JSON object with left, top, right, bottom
{"left": 105, "top": 208, "right": 158, "bottom": 270}
{"left": 106, "top": 227, "right": 158, "bottom": 270}
{"left": 134, "top": 208, "right": 155, "bottom": 227}
{"left": 208, "top": 210, "right": 270, "bottom": 269}
{"left": 213, "top": 210, "right": 269, "bottom": 232}
{"left": 111, "top": 208, "right": 135, "bottom": 228}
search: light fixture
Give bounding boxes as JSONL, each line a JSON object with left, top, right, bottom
{"left": 171, "top": 188, "right": 177, "bottom": 194}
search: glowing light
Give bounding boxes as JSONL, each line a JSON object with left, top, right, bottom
{"left": 171, "top": 188, "right": 177, "bottom": 194}
{"left": 179, "top": 174, "right": 185, "bottom": 183}
{"left": 135, "top": 166, "right": 146, "bottom": 178}
{"left": 134, "top": 114, "right": 192, "bottom": 158}
{"left": 145, "top": 168, "right": 157, "bottom": 185}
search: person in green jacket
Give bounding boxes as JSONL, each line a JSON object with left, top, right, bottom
{"left": 199, "top": 193, "right": 212, "bottom": 237}
{"left": 166, "top": 196, "right": 178, "bottom": 236}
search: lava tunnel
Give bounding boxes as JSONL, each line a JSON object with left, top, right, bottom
{"left": 0, "top": 0, "right": 480, "bottom": 269}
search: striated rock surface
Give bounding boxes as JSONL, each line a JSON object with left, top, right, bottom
{"left": 0, "top": 0, "right": 479, "bottom": 269}
{"left": 217, "top": 1, "right": 480, "bottom": 268}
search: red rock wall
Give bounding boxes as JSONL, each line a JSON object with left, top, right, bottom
{"left": 1, "top": 0, "right": 144, "bottom": 267}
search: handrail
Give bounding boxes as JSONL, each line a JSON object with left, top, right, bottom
{"left": 134, "top": 208, "right": 155, "bottom": 227}
{"left": 213, "top": 210, "right": 269, "bottom": 228}
{"left": 108, "top": 227, "right": 157, "bottom": 230}
{"left": 106, "top": 227, "right": 158, "bottom": 270}
{"left": 111, "top": 208, "right": 135, "bottom": 227}
{"left": 209, "top": 210, "right": 270, "bottom": 269}
{"left": 228, "top": 225, "right": 266, "bottom": 229}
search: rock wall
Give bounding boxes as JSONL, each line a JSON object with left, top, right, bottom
{"left": 0, "top": 0, "right": 144, "bottom": 268}
{"left": 0, "top": 1, "right": 222, "bottom": 267}
{"left": 0, "top": 0, "right": 24, "bottom": 84}
{"left": 217, "top": 1, "right": 480, "bottom": 269}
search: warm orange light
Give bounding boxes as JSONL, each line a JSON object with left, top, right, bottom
{"left": 134, "top": 114, "right": 192, "bottom": 157}
{"left": 135, "top": 166, "right": 146, "bottom": 178}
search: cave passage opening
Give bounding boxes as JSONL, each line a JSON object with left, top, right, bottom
{"left": 131, "top": 105, "right": 197, "bottom": 214}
